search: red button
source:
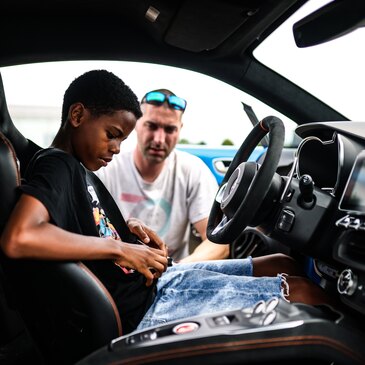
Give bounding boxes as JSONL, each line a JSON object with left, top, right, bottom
{"left": 172, "top": 322, "right": 199, "bottom": 334}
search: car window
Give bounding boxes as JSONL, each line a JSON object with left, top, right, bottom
{"left": 254, "top": 0, "right": 365, "bottom": 121}
{"left": 1, "top": 61, "right": 298, "bottom": 149}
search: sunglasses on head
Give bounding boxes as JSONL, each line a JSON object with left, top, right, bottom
{"left": 142, "top": 91, "right": 187, "bottom": 111}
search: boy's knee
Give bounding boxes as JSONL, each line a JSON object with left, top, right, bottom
{"left": 253, "top": 253, "right": 303, "bottom": 277}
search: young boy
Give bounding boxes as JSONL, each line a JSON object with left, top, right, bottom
{"left": 0, "top": 70, "right": 331, "bottom": 333}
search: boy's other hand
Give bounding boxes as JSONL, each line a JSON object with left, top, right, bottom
{"left": 127, "top": 217, "right": 168, "bottom": 256}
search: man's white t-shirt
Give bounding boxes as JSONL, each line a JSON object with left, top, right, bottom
{"left": 96, "top": 149, "right": 218, "bottom": 260}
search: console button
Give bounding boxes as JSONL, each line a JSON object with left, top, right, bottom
{"left": 172, "top": 322, "right": 199, "bottom": 334}
{"left": 348, "top": 218, "right": 361, "bottom": 230}
{"left": 265, "top": 297, "right": 279, "bottom": 312}
{"left": 277, "top": 209, "right": 295, "bottom": 232}
{"left": 125, "top": 335, "right": 138, "bottom": 345}
{"left": 261, "top": 311, "right": 277, "bottom": 326}
{"left": 139, "top": 331, "right": 157, "bottom": 342}
{"left": 252, "top": 300, "right": 266, "bottom": 314}
{"left": 213, "top": 315, "right": 231, "bottom": 326}
{"left": 336, "top": 216, "right": 351, "bottom": 228}
{"left": 337, "top": 269, "right": 358, "bottom": 296}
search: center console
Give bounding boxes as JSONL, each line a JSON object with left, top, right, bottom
{"left": 77, "top": 298, "right": 365, "bottom": 365}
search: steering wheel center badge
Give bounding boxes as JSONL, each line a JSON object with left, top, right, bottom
{"left": 172, "top": 322, "right": 200, "bottom": 335}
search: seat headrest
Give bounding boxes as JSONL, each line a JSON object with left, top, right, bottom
{"left": 0, "top": 132, "right": 20, "bottom": 233}
{"left": 0, "top": 72, "right": 42, "bottom": 176}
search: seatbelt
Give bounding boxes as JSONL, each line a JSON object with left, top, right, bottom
{"left": 85, "top": 170, "right": 138, "bottom": 243}
{"left": 86, "top": 170, "right": 173, "bottom": 266}
{"left": 241, "top": 102, "right": 269, "bottom": 147}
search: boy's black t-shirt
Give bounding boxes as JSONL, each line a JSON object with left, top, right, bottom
{"left": 20, "top": 148, "right": 156, "bottom": 333}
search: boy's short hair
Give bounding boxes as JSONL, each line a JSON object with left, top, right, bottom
{"left": 61, "top": 69, "right": 142, "bottom": 125}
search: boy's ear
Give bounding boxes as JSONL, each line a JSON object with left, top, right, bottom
{"left": 69, "top": 103, "right": 85, "bottom": 127}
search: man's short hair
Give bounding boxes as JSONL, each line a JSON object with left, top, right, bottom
{"left": 61, "top": 70, "right": 142, "bottom": 125}
{"left": 141, "top": 88, "right": 175, "bottom": 101}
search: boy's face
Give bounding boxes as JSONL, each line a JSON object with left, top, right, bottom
{"left": 70, "top": 104, "right": 137, "bottom": 171}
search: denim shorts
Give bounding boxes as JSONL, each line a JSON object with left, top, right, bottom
{"left": 137, "top": 258, "right": 284, "bottom": 330}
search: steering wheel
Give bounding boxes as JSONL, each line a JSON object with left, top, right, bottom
{"left": 207, "top": 116, "right": 285, "bottom": 243}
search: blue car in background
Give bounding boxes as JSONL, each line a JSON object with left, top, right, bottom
{"left": 176, "top": 144, "right": 266, "bottom": 184}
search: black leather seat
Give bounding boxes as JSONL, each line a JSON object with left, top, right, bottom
{"left": 0, "top": 73, "right": 124, "bottom": 364}
{"left": 0, "top": 132, "right": 123, "bottom": 364}
{"left": 0, "top": 73, "right": 40, "bottom": 177}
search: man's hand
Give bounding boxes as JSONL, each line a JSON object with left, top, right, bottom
{"left": 127, "top": 217, "right": 168, "bottom": 256}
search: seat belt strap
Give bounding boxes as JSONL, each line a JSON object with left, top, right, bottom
{"left": 86, "top": 170, "right": 138, "bottom": 243}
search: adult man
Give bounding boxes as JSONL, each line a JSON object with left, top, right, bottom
{"left": 96, "top": 89, "right": 229, "bottom": 262}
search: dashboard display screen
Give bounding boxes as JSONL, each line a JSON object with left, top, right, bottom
{"left": 340, "top": 151, "right": 365, "bottom": 214}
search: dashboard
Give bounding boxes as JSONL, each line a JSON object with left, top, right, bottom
{"left": 267, "top": 121, "right": 365, "bottom": 317}
{"left": 79, "top": 121, "right": 365, "bottom": 365}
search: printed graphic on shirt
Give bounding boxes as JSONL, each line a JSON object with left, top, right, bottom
{"left": 87, "top": 184, "right": 134, "bottom": 274}
{"left": 88, "top": 185, "right": 120, "bottom": 240}
{"left": 121, "top": 193, "right": 171, "bottom": 236}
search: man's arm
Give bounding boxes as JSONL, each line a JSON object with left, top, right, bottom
{"left": 0, "top": 194, "right": 168, "bottom": 285}
{"left": 179, "top": 218, "right": 229, "bottom": 263}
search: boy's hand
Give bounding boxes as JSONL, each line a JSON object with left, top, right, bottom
{"left": 115, "top": 241, "right": 168, "bottom": 286}
{"left": 127, "top": 217, "right": 168, "bottom": 256}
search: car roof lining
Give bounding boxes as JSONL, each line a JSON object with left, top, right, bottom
{"left": 1, "top": 0, "right": 302, "bottom": 57}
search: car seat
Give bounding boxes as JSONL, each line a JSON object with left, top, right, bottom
{"left": 0, "top": 73, "right": 124, "bottom": 364}
{"left": 0, "top": 131, "right": 123, "bottom": 364}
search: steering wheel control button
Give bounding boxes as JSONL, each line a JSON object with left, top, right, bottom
{"left": 276, "top": 209, "right": 295, "bottom": 232}
{"left": 337, "top": 269, "right": 358, "bottom": 296}
{"left": 172, "top": 322, "right": 199, "bottom": 335}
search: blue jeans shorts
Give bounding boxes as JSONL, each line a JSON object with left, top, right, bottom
{"left": 137, "top": 258, "right": 286, "bottom": 330}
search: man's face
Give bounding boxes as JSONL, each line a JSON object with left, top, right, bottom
{"left": 71, "top": 105, "right": 137, "bottom": 171}
{"left": 135, "top": 103, "right": 183, "bottom": 164}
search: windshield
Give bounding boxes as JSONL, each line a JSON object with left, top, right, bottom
{"left": 254, "top": 0, "right": 365, "bottom": 121}
{"left": 1, "top": 61, "right": 297, "bottom": 149}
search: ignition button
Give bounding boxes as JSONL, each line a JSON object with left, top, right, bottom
{"left": 172, "top": 322, "right": 200, "bottom": 334}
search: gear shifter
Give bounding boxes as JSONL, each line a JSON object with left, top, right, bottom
{"left": 299, "top": 174, "right": 315, "bottom": 208}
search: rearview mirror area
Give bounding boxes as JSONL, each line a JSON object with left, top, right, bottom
{"left": 293, "top": 0, "right": 365, "bottom": 47}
